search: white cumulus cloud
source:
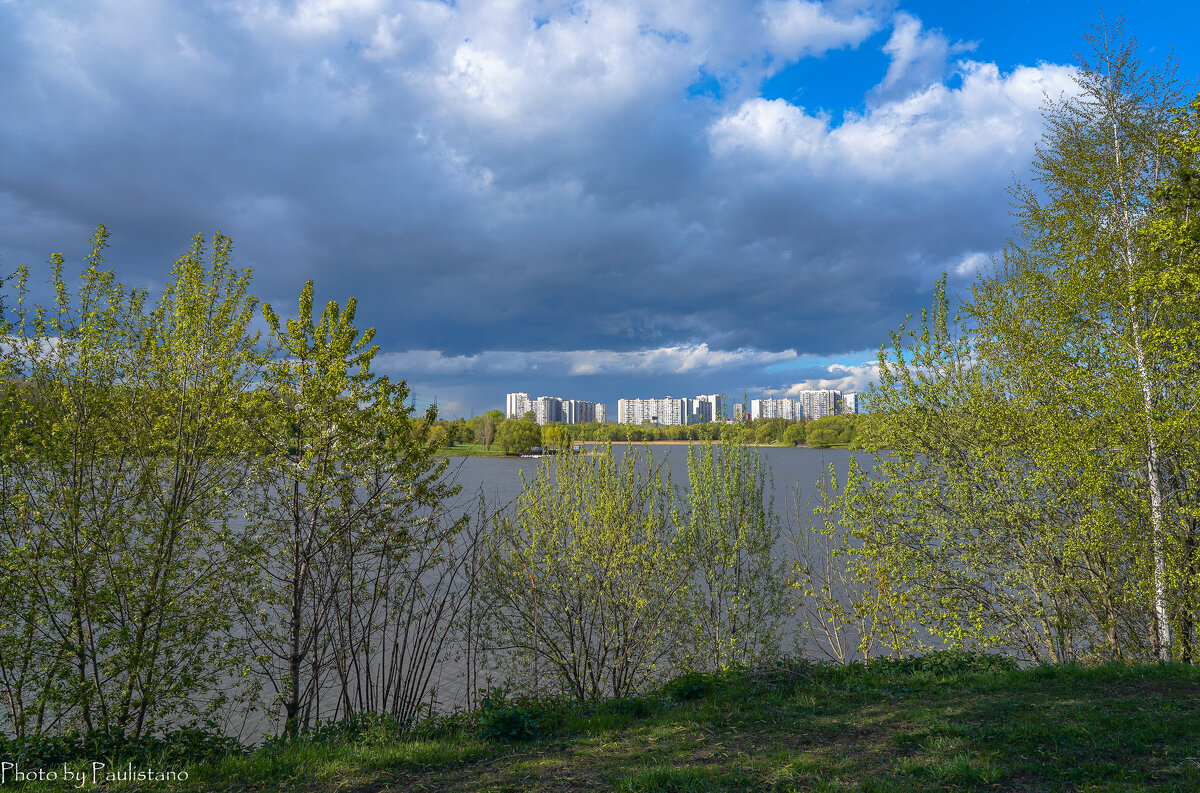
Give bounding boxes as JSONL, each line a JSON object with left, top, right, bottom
{"left": 377, "top": 344, "right": 799, "bottom": 378}
{"left": 769, "top": 362, "right": 881, "bottom": 394}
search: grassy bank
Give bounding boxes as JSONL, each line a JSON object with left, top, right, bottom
{"left": 436, "top": 443, "right": 509, "bottom": 457}
{"left": 14, "top": 655, "right": 1198, "bottom": 792}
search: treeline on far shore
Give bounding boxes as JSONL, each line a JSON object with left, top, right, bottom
{"left": 427, "top": 412, "right": 861, "bottom": 455}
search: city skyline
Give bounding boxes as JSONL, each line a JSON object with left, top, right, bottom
{"left": 506, "top": 390, "right": 854, "bottom": 425}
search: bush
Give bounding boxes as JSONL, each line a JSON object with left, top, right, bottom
{"left": 474, "top": 692, "right": 546, "bottom": 743}
{"left": 0, "top": 724, "right": 243, "bottom": 768}
{"left": 660, "top": 672, "right": 719, "bottom": 702}
{"left": 484, "top": 443, "right": 689, "bottom": 700}
{"left": 870, "top": 650, "right": 1018, "bottom": 677}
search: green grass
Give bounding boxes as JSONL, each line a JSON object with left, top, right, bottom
{"left": 435, "top": 443, "right": 509, "bottom": 457}
{"left": 8, "top": 657, "right": 1200, "bottom": 791}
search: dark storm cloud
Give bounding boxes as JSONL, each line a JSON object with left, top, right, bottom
{"left": 1, "top": 1, "right": 1077, "bottom": 411}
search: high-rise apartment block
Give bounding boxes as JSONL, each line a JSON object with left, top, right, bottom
{"left": 563, "top": 399, "right": 605, "bottom": 425}
{"left": 506, "top": 392, "right": 533, "bottom": 419}
{"left": 749, "top": 397, "right": 803, "bottom": 421}
{"left": 793, "top": 389, "right": 841, "bottom": 419}
{"left": 505, "top": 392, "right": 606, "bottom": 425}
{"left": 532, "top": 396, "right": 562, "bottom": 425}
{"left": 615, "top": 394, "right": 727, "bottom": 426}
{"left": 505, "top": 388, "right": 848, "bottom": 427}
{"left": 742, "top": 390, "right": 845, "bottom": 421}
{"left": 617, "top": 397, "right": 688, "bottom": 426}
{"left": 689, "top": 393, "right": 725, "bottom": 423}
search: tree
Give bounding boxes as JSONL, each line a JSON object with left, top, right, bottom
{"left": 242, "top": 280, "right": 451, "bottom": 738}
{"left": 483, "top": 443, "right": 689, "bottom": 700}
{"left": 678, "top": 437, "right": 789, "bottom": 671}
{"left": 831, "top": 21, "right": 1200, "bottom": 663}
{"left": 789, "top": 462, "right": 918, "bottom": 663}
{"left": 495, "top": 417, "right": 540, "bottom": 455}
{"left": 474, "top": 409, "right": 503, "bottom": 450}
{"left": 844, "top": 280, "right": 1091, "bottom": 661}
{"left": 541, "top": 424, "right": 569, "bottom": 453}
{"left": 805, "top": 416, "right": 854, "bottom": 448}
{"left": 783, "top": 423, "right": 806, "bottom": 446}
{"left": 754, "top": 421, "right": 779, "bottom": 445}
{"left": 0, "top": 228, "right": 262, "bottom": 736}
{"left": 971, "top": 20, "right": 1194, "bottom": 660}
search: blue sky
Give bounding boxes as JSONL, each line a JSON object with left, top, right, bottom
{"left": 2, "top": 0, "right": 1197, "bottom": 417}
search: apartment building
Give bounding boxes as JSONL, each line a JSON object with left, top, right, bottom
{"left": 505, "top": 391, "right": 534, "bottom": 419}
{"left": 505, "top": 392, "right": 606, "bottom": 425}
{"left": 617, "top": 394, "right": 735, "bottom": 426}
{"left": 749, "top": 397, "right": 803, "bottom": 421}
{"left": 793, "top": 389, "right": 841, "bottom": 420}
{"left": 616, "top": 396, "right": 691, "bottom": 426}
{"left": 740, "top": 391, "right": 845, "bottom": 421}
{"left": 689, "top": 393, "right": 725, "bottom": 423}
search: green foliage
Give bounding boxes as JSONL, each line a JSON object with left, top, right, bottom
{"left": 803, "top": 415, "right": 856, "bottom": 447}
{"left": 659, "top": 671, "right": 720, "bottom": 702}
{"left": 869, "top": 650, "right": 1018, "bottom": 677}
{"left": 830, "top": 23, "right": 1200, "bottom": 665}
{"left": 0, "top": 229, "right": 464, "bottom": 746}
{"left": 467, "top": 410, "right": 503, "bottom": 450}
{"left": 541, "top": 424, "right": 569, "bottom": 452}
{"left": 259, "top": 712, "right": 405, "bottom": 750}
{"left": 483, "top": 443, "right": 689, "bottom": 700}
{"left": 248, "top": 279, "right": 454, "bottom": 738}
{"left": 783, "top": 422, "right": 806, "bottom": 445}
{"left": 0, "top": 724, "right": 242, "bottom": 768}
{"left": 473, "top": 692, "right": 546, "bottom": 743}
{"left": 0, "top": 228, "right": 262, "bottom": 738}
{"left": 494, "top": 416, "right": 541, "bottom": 454}
{"left": 790, "top": 461, "right": 919, "bottom": 664}
{"left": 679, "top": 437, "right": 789, "bottom": 671}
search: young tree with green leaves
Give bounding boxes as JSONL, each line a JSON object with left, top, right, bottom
{"left": 971, "top": 20, "right": 1195, "bottom": 660}
{"left": 0, "top": 228, "right": 262, "bottom": 736}
{"left": 483, "top": 443, "right": 689, "bottom": 700}
{"left": 678, "top": 437, "right": 789, "bottom": 671}
{"left": 242, "top": 280, "right": 452, "bottom": 738}
{"left": 830, "top": 21, "right": 1200, "bottom": 663}
{"left": 495, "top": 416, "right": 541, "bottom": 455}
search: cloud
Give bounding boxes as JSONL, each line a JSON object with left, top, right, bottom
{"left": 770, "top": 361, "right": 880, "bottom": 394}
{"left": 0, "top": 0, "right": 1082, "bottom": 411}
{"left": 376, "top": 344, "right": 799, "bottom": 378}
{"left": 871, "top": 11, "right": 976, "bottom": 103}
{"left": 709, "top": 59, "right": 1076, "bottom": 178}
{"left": 954, "top": 251, "right": 992, "bottom": 276}
{"left": 763, "top": 0, "right": 883, "bottom": 60}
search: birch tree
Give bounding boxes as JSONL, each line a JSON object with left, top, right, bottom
{"left": 974, "top": 19, "right": 1190, "bottom": 660}
{"left": 832, "top": 22, "right": 1200, "bottom": 664}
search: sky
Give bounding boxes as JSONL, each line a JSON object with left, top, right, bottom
{"left": 2, "top": 0, "right": 1197, "bottom": 418}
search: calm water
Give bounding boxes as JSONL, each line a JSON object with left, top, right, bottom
{"left": 441, "top": 443, "right": 866, "bottom": 520}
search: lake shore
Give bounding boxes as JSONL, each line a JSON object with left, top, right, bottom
{"left": 438, "top": 439, "right": 851, "bottom": 457}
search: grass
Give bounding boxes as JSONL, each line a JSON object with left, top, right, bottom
{"left": 436, "top": 443, "right": 509, "bottom": 457}
{"left": 6, "top": 657, "right": 1199, "bottom": 792}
